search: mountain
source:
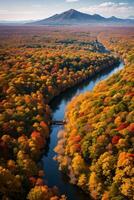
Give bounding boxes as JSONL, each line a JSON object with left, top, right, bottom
{"left": 0, "top": 20, "right": 36, "bottom": 26}
{"left": 128, "top": 16, "right": 134, "bottom": 19}
{"left": 28, "top": 9, "right": 134, "bottom": 26}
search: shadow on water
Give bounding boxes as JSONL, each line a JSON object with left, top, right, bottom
{"left": 41, "top": 61, "right": 124, "bottom": 200}
{"left": 50, "top": 61, "right": 123, "bottom": 112}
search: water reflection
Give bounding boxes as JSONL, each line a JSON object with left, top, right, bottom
{"left": 41, "top": 61, "right": 124, "bottom": 200}
{"left": 50, "top": 62, "right": 124, "bottom": 112}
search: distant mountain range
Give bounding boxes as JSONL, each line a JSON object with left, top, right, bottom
{"left": 0, "top": 20, "right": 36, "bottom": 25}
{"left": 28, "top": 9, "right": 134, "bottom": 26}
{"left": 0, "top": 9, "right": 133, "bottom": 26}
{"left": 128, "top": 16, "right": 134, "bottom": 19}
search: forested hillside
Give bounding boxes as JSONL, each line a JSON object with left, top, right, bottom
{"left": 55, "top": 30, "right": 134, "bottom": 200}
{"left": 0, "top": 27, "right": 119, "bottom": 200}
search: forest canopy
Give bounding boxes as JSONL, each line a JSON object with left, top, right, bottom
{"left": 0, "top": 26, "right": 121, "bottom": 200}
{"left": 55, "top": 28, "right": 134, "bottom": 200}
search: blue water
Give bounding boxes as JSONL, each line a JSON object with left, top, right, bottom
{"left": 41, "top": 61, "right": 124, "bottom": 200}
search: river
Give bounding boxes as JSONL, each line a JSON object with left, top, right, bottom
{"left": 41, "top": 61, "right": 124, "bottom": 200}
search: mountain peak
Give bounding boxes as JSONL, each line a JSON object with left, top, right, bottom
{"left": 67, "top": 9, "right": 77, "bottom": 13}
{"left": 28, "top": 9, "right": 134, "bottom": 25}
{"left": 110, "top": 16, "right": 118, "bottom": 19}
{"left": 61, "top": 9, "right": 81, "bottom": 18}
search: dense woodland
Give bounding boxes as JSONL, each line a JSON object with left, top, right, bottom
{"left": 55, "top": 28, "right": 134, "bottom": 199}
{"left": 0, "top": 26, "right": 120, "bottom": 200}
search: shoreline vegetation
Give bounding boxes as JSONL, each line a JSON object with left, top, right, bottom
{"left": 55, "top": 29, "right": 134, "bottom": 200}
{"left": 0, "top": 26, "right": 133, "bottom": 200}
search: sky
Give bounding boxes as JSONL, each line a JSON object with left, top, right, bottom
{"left": 0, "top": 0, "right": 134, "bottom": 21}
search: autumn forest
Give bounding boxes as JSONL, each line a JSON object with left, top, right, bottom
{"left": 0, "top": 26, "right": 134, "bottom": 200}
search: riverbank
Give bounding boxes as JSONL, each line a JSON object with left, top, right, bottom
{"left": 54, "top": 34, "right": 134, "bottom": 199}
{"left": 0, "top": 30, "right": 120, "bottom": 200}
{"left": 42, "top": 61, "right": 124, "bottom": 200}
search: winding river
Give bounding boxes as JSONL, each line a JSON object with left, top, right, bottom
{"left": 41, "top": 61, "right": 124, "bottom": 200}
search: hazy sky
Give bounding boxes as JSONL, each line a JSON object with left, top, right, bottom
{"left": 0, "top": 0, "right": 134, "bottom": 21}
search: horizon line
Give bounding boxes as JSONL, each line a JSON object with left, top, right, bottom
{"left": 0, "top": 8, "right": 132, "bottom": 22}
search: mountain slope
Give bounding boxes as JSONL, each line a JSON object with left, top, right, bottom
{"left": 28, "top": 9, "right": 134, "bottom": 25}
